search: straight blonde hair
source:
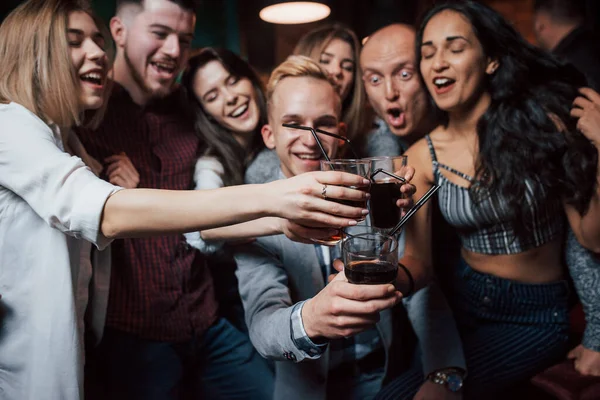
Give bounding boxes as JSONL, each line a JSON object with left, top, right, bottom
{"left": 267, "top": 55, "right": 341, "bottom": 118}
{"left": 293, "top": 24, "right": 369, "bottom": 150}
{"left": 0, "top": 0, "right": 110, "bottom": 134}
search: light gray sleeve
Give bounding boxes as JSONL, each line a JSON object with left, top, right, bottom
{"left": 363, "top": 119, "right": 406, "bottom": 158}
{"left": 403, "top": 281, "right": 467, "bottom": 375}
{"left": 566, "top": 227, "right": 600, "bottom": 351}
{"left": 244, "top": 148, "right": 281, "bottom": 184}
{"left": 234, "top": 237, "right": 315, "bottom": 362}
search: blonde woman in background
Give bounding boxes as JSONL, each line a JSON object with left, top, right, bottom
{"left": 293, "top": 23, "right": 368, "bottom": 152}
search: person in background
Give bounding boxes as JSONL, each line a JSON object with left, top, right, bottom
{"left": 377, "top": 1, "right": 600, "bottom": 399}
{"left": 0, "top": 1, "right": 368, "bottom": 399}
{"left": 245, "top": 23, "right": 369, "bottom": 184}
{"left": 533, "top": 0, "right": 600, "bottom": 91}
{"left": 360, "top": 24, "right": 434, "bottom": 154}
{"left": 234, "top": 55, "right": 416, "bottom": 400}
{"left": 78, "top": 1, "right": 369, "bottom": 399}
{"left": 183, "top": 47, "right": 266, "bottom": 194}
{"left": 565, "top": 87, "right": 600, "bottom": 376}
{"left": 180, "top": 47, "right": 267, "bottom": 330}
{"left": 293, "top": 23, "right": 369, "bottom": 152}
{"left": 534, "top": 0, "right": 600, "bottom": 380}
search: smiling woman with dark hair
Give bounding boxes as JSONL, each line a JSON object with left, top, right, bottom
{"left": 182, "top": 47, "right": 267, "bottom": 189}
{"left": 376, "top": 1, "right": 600, "bottom": 399}
{"left": 180, "top": 48, "right": 271, "bottom": 255}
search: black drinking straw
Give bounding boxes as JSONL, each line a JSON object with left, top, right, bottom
{"left": 370, "top": 168, "right": 407, "bottom": 184}
{"left": 282, "top": 123, "right": 360, "bottom": 160}
{"left": 389, "top": 185, "right": 441, "bottom": 237}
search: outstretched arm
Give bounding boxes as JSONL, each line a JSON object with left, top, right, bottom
{"left": 101, "top": 171, "right": 370, "bottom": 239}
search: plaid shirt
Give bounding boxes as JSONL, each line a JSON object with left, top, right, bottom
{"left": 79, "top": 83, "right": 218, "bottom": 341}
{"left": 290, "top": 244, "right": 383, "bottom": 370}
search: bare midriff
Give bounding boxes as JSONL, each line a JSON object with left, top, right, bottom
{"left": 461, "top": 237, "right": 564, "bottom": 283}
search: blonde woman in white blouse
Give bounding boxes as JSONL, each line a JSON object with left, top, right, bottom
{"left": 0, "top": 2, "right": 370, "bottom": 399}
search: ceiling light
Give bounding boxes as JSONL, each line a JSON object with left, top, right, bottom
{"left": 259, "top": 2, "right": 331, "bottom": 24}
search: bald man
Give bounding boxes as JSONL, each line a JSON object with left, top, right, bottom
{"left": 361, "top": 24, "right": 433, "bottom": 148}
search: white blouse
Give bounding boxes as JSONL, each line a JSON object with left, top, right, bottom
{"left": 0, "top": 103, "right": 121, "bottom": 400}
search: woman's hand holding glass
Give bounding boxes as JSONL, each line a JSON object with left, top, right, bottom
{"left": 265, "top": 170, "right": 370, "bottom": 229}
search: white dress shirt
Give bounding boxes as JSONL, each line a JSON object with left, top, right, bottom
{"left": 0, "top": 102, "right": 121, "bottom": 400}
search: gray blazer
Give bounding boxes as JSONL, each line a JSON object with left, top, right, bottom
{"left": 234, "top": 234, "right": 395, "bottom": 400}
{"left": 234, "top": 233, "right": 466, "bottom": 399}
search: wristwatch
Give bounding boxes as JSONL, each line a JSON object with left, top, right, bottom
{"left": 427, "top": 368, "right": 465, "bottom": 392}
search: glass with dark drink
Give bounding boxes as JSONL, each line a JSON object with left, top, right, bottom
{"left": 366, "top": 156, "right": 408, "bottom": 232}
{"left": 313, "top": 159, "right": 372, "bottom": 246}
{"left": 342, "top": 231, "right": 398, "bottom": 285}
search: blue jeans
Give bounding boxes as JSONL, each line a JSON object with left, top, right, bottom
{"left": 376, "top": 258, "right": 570, "bottom": 400}
{"left": 86, "top": 318, "right": 274, "bottom": 400}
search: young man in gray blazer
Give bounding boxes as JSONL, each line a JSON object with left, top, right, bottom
{"left": 234, "top": 56, "right": 464, "bottom": 400}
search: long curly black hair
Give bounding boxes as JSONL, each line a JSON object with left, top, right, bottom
{"left": 416, "top": 0, "right": 598, "bottom": 234}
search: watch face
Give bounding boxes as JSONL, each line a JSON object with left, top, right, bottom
{"left": 446, "top": 373, "right": 464, "bottom": 392}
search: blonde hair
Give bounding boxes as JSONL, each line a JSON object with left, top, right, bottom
{"left": 0, "top": 0, "right": 110, "bottom": 133}
{"left": 293, "top": 24, "right": 368, "bottom": 150}
{"left": 267, "top": 55, "right": 341, "bottom": 116}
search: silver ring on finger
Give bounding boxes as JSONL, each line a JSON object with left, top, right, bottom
{"left": 322, "top": 184, "right": 328, "bottom": 199}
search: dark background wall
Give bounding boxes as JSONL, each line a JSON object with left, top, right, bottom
{"left": 0, "top": 0, "right": 241, "bottom": 52}
{"left": 1, "top": 0, "right": 599, "bottom": 77}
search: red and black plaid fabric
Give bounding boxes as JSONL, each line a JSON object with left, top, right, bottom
{"left": 79, "top": 83, "right": 218, "bottom": 341}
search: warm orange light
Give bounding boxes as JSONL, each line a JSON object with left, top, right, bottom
{"left": 259, "top": 2, "right": 331, "bottom": 24}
